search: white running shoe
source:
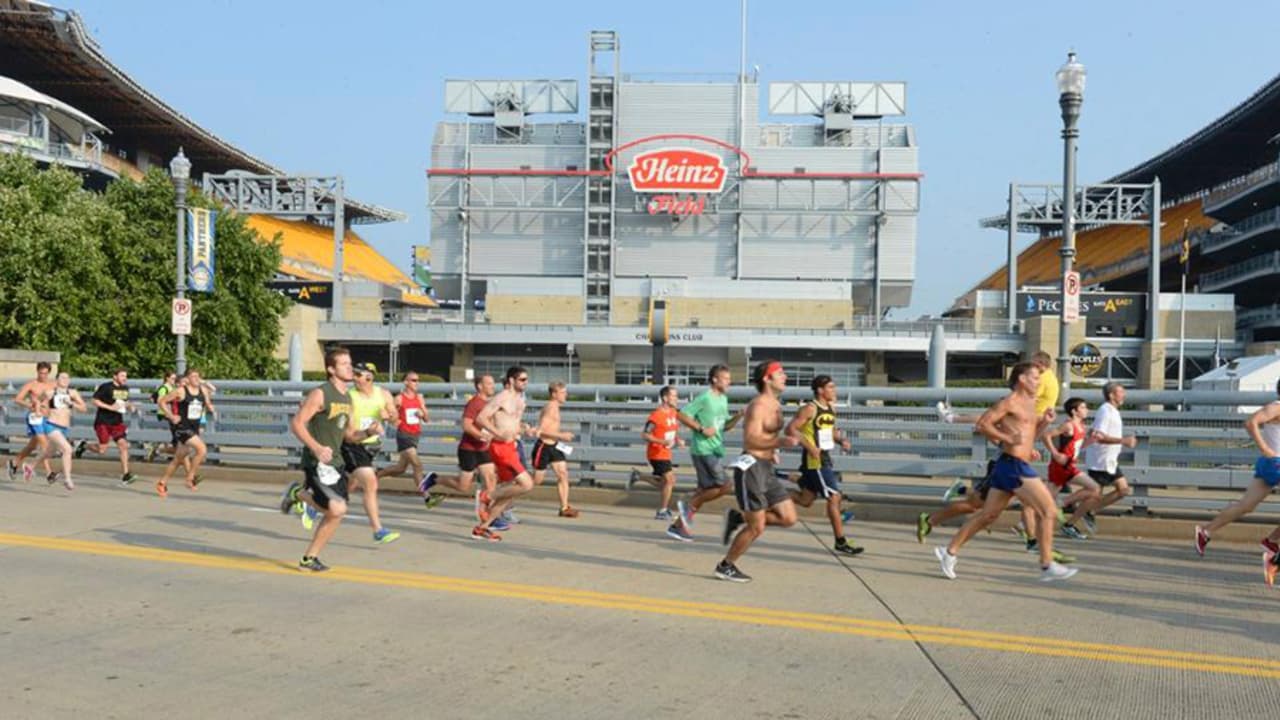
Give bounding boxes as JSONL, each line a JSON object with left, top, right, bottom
{"left": 1039, "top": 561, "right": 1078, "bottom": 582}
{"left": 935, "top": 546, "right": 957, "bottom": 579}
{"left": 935, "top": 401, "right": 957, "bottom": 424}
{"left": 941, "top": 477, "right": 966, "bottom": 502}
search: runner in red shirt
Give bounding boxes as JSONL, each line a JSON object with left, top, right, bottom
{"left": 1039, "top": 397, "right": 1101, "bottom": 540}
{"left": 376, "top": 373, "right": 439, "bottom": 501}
{"left": 419, "top": 374, "right": 497, "bottom": 511}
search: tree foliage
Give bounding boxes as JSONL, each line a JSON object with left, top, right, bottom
{"left": 0, "top": 154, "right": 290, "bottom": 377}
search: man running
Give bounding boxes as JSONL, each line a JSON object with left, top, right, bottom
{"left": 786, "top": 375, "right": 863, "bottom": 556}
{"left": 35, "top": 372, "right": 85, "bottom": 490}
{"left": 419, "top": 374, "right": 494, "bottom": 514}
{"left": 471, "top": 366, "right": 537, "bottom": 541}
{"left": 1041, "top": 397, "right": 1102, "bottom": 540}
{"left": 531, "top": 381, "right": 579, "bottom": 518}
{"left": 1195, "top": 379, "right": 1280, "bottom": 559}
{"left": 155, "top": 369, "right": 217, "bottom": 497}
{"left": 75, "top": 368, "right": 138, "bottom": 486}
{"left": 666, "top": 365, "right": 743, "bottom": 539}
{"left": 715, "top": 360, "right": 800, "bottom": 583}
{"left": 342, "top": 363, "right": 400, "bottom": 544}
{"left": 145, "top": 371, "right": 180, "bottom": 463}
{"left": 639, "top": 385, "right": 684, "bottom": 529}
{"left": 9, "top": 361, "right": 56, "bottom": 482}
{"left": 1075, "top": 382, "right": 1136, "bottom": 533}
{"left": 933, "top": 362, "right": 1077, "bottom": 582}
{"left": 279, "top": 346, "right": 378, "bottom": 571}
{"left": 376, "top": 372, "right": 435, "bottom": 494}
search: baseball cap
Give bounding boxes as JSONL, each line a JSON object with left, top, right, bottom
{"left": 354, "top": 362, "right": 378, "bottom": 375}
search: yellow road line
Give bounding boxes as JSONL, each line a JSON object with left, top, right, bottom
{"left": 1, "top": 531, "right": 1277, "bottom": 680}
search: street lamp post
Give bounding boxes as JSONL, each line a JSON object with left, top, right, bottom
{"left": 1055, "top": 52, "right": 1085, "bottom": 390}
{"left": 170, "top": 147, "right": 192, "bottom": 375}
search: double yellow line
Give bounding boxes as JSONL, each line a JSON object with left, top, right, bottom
{"left": 2, "top": 530, "right": 1277, "bottom": 680}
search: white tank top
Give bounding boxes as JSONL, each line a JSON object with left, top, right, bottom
{"left": 1261, "top": 413, "right": 1280, "bottom": 453}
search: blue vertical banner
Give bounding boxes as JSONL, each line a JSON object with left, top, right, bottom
{"left": 187, "top": 207, "right": 216, "bottom": 292}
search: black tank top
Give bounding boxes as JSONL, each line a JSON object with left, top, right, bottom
{"left": 175, "top": 389, "right": 207, "bottom": 432}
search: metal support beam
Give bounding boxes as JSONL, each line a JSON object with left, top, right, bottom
{"left": 1149, "top": 178, "right": 1162, "bottom": 343}
{"left": 1006, "top": 183, "right": 1018, "bottom": 333}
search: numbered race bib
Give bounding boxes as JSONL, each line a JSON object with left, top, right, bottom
{"left": 53, "top": 394, "right": 70, "bottom": 410}
{"left": 663, "top": 430, "right": 677, "bottom": 446}
{"left": 404, "top": 408, "right": 421, "bottom": 426}
{"left": 186, "top": 400, "right": 204, "bottom": 421}
{"left": 316, "top": 462, "right": 341, "bottom": 486}
{"left": 27, "top": 413, "right": 44, "bottom": 426}
{"left": 556, "top": 442, "right": 574, "bottom": 457}
{"left": 732, "top": 454, "right": 757, "bottom": 471}
{"left": 818, "top": 427, "right": 835, "bottom": 451}
{"left": 359, "top": 417, "right": 375, "bottom": 430}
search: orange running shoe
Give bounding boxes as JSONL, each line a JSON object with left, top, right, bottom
{"left": 155, "top": 480, "right": 168, "bottom": 499}
{"left": 1265, "top": 551, "right": 1278, "bottom": 588}
{"left": 558, "top": 506, "right": 580, "bottom": 518}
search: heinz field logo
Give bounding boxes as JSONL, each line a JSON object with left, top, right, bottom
{"left": 626, "top": 147, "right": 728, "bottom": 194}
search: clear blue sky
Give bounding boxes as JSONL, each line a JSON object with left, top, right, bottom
{"left": 86, "top": 0, "right": 1280, "bottom": 317}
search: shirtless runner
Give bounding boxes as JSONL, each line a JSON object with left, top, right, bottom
{"left": 471, "top": 366, "right": 537, "bottom": 541}
{"left": 531, "top": 381, "right": 579, "bottom": 518}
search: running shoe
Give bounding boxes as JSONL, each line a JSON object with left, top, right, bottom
{"left": 1264, "top": 550, "right": 1278, "bottom": 588}
{"left": 721, "top": 508, "right": 745, "bottom": 546}
{"left": 1051, "top": 549, "right": 1076, "bottom": 564}
{"left": 6, "top": 459, "right": 16, "bottom": 481}
{"left": 1194, "top": 525, "right": 1210, "bottom": 556}
{"left": 666, "top": 523, "right": 693, "bottom": 542}
{"left": 558, "top": 506, "right": 581, "bottom": 518}
{"left": 302, "top": 504, "right": 318, "bottom": 531}
{"left": 186, "top": 475, "right": 201, "bottom": 491}
{"left": 73, "top": 440, "right": 87, "bottom": 459}
{"left": 145, "top": 443, "right": 160, "bottom": 463}
{"left": 120, "top": 472, "right": 137, "bottom": 487}
{"left": 1056, "top": 507, "right": 1067, "bottom": 525}
{"left": 1261, "top": 538, "right": 1280, "bottom": 555}
{"left": 470, "top": 525, "right": 501, "bottom": 542}
{"left": 373, "top": 528, "right": 400, "bottom": 544}
{"left": 298, "top": 556, "right": 330, "bottom": 572}
{"left": 62, "top": 475, "right": 74, "bottom": 491}
{"left": 489, "top": 518, "right": 512, "bottom": 532}
{"left": 1025, "top": 538, "right": 1038, "bottom": 553}
{"left": 1039, "top": 561, "right": 1078, "bottom": 582}
{"left": 154, "top": 480, "right": 167, "bottom": 498}
{"left": 935, "top": 401, "right": 956, "bottom": 424}
{"left": 46, "top": 471, "right": 59, "bottom": 485}
{"left": 1082, "top": 512, "right": 1097, "bottom": 535}
{"left": 22, "top": 464, "right": 33, "bottom": 483}
{"left": 834, "top": 539, "right": 865, "bottom": 556}
{"left": 628, "top": 468, "right": 641, "bottom": 490}
{"left": 418, "top": 471, "right": 438, "bottom": 495}
{"left": 1011, "top": 523, "right": 1029, "bottom": 542}
{"left": 655, "top": 508, "right": 674, "bottom": 521}
{"left": 279, "top": 482, "right": 302, "bottom": 515}
{"left": 1061, "top": 524, "right": 1088, "bottom": 541}
{"left": 941, "top": 477, "right": 966, "bottom": 502}
{"left": 422, "top": 493, "right": 445, "bottom": 509}
{"left": 841, "top": 509, "right": 856, "bottom": 523}
{"left": 677, "top": 500, "right": 694, "bottom": 529}
{"left": 935, "top": 546, "right": 957, "bottom": 580}
{"left": 475, "top": 489, "right": 491, "bottom": 523}
{"left": 714, "top": 560, "right": 751, "bottom": 583}
{"left": 502, "top": 509, "right": 520, "bottom": 525}
{"left": 916, "top": 512, "right": 932, "bottom": 543}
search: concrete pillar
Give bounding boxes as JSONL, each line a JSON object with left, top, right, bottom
{"left": 448, "top": 343, "right": 474, "bottom": 382}
{"left": 576, "top": 344, "right": 616, "bottom": 384}
{"left": 727, "top": 347, "right": 750, "bottom": 382}
{"left": 864, "top": 351, "right": 888, "bottom": 386}
{"left": 1138, "top": 342, "right": 1167, "bottom": 391}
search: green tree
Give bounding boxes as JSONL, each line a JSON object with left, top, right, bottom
{"left": 0, "top": 154, "right": 290, "bottom": 377}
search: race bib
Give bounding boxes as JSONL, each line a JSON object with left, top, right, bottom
{"left": 732, "top": 454, "right": 757, "bottom": 471}
{"left": 556, "top": 442, "right": 574, "bottom": 457}
{"left": 27, "top": 413, "right": 44, "bottom": 425}
{"left": 404, "top": 408, "right": 421, "bottom": 426}
{"left": 663, "top": 430, "right": 677, "bottom": 446}
{"left": 317, "top": 462, "right": 341, "bottom": 486}
{"left": 818, "top": 427, "right": 835, "bottom": 451}
{"left": 186, "top": 400, "right": 204, "bottom": 421}
{"left": 359, "top": 417, "right": 375, "bottom": 430}
{"left": 53, "top": 394, "right": 70, "bottom": 410}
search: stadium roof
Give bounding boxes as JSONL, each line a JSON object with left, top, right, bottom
{"left": 0, "top": 1, "right": 403, "bottom": 224}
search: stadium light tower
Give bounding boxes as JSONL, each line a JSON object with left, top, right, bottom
{"left": 1055, "top": 51, "right": 1085, "bottom": 389}
{"left": 170, "top": 147, "right": 192, "bottom": 375}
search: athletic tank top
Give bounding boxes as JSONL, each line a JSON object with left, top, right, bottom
{"left": 799, "top": 400, "right": 837, "bottom": 470}
{"left": 351, "top": 387, "right": 386, "bottom": 446}
{"left": 175, "top": 389, "right": 207, "bottom": 432}
{"left": 153, "top": 383, "right": 173, "bottom": 420}
{"left": 397, "top": 393, "right": 424, "bottom": 435}
{"left": 1262, "top": 411, "right": 1280, "bottom": 453}
{"left": 1055, "top": 423, "right": 1084, "bottom": 463}
{"left": 50, "top": 387, "right": 72, "bottom": 411}
{"left": 303, "top": 382, "right": 352, "bottom": 468}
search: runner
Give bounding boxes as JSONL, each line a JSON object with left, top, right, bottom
{"left": 786, "top": 375, "right": 863, "bottom": 556}
{"left": 74, "top": 367, "right": 138, "bottom": 486}
{"left": 531, "top": 380, "right": 579, "bottom": 518}
{"left": 154, "top": 369, "right": 217, "bottom": 497}
{"left": 278, "top": 346, "right": 377, "bottom": 571}
{"left": 375, "top": 372, "right": 435, "bottom": 496}
{"left": 9, "top": 361, "right": 55, "bottom": 482}
{"left": 665, "top": 365, "right": 743, "bottom": 540}
{"left": 1195, "top": 379, "right": 1280, "bottom": 559}
{"left": 34, "top": 372, "right": 85, "bottom": 490}
{"left": 145, "top": 371, "right": 179, "bottom": 463}
{"left": 471, "top": 366, "right": 537, "bottom": 541}
{"left": 933, "top": 362, "right": 1077, "bottom": 582}
{"left": 715, "top": 359, "right": 800, "bottom": 583}
{"left": 1040, "top": 397, "right": 1102, "bottom": 539}
{"left": 639, "top": 385, "right": 684, "bottom": 528}
{"left": 1077, "top": 382, "right": 1136, "bottom": 532}
{"left": 419, "top": 374, "right": 494, "bottom": 513}
{"left": 342, "top": 362, "right": 400, "bottom": 544}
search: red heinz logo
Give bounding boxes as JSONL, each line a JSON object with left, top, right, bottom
{"left": 627, "top": 147, "right": 728, "bottom": 194}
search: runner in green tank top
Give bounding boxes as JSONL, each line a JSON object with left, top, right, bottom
{"left": 343, "top": 362, "right": 400, "bottom": 544}
{"left": 281, "top": 347, "right": 381, "bottom": 572}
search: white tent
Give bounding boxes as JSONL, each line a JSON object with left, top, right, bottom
{"left": 1191, "top": 353, "right": 1280, "bottom": 412}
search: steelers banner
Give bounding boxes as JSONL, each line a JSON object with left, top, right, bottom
{"left": 187, "top": 207, "right": 217, "bottom": 292}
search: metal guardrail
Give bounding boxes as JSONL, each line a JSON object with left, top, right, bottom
{"left": 1237, "top": 304, "right": 1280, "bottom": 329}
{"left": 1201, "top": 250, "right": 1280, "bottom": 290}
{"left": 4, "top": 383, "right": 1279, "bottom": 516}
{"left": 1205, "top": 160, "right": 1280, "bottom": 209}
{"left": 1201, "top": 207, "right": 1280, "bottom": 254}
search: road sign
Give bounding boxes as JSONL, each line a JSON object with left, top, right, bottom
{"left": 1063, "top": 270, "right": 1081, "bottom": 324}
{"left": 172, "top": 298, "right": 192, "bottom": 336}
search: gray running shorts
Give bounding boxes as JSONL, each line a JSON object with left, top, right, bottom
{"left": 733, "top": 458, "right": 790, "bottom": 513}
{"left": 691, "top": 453, "right": 727, "bottom": 490}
